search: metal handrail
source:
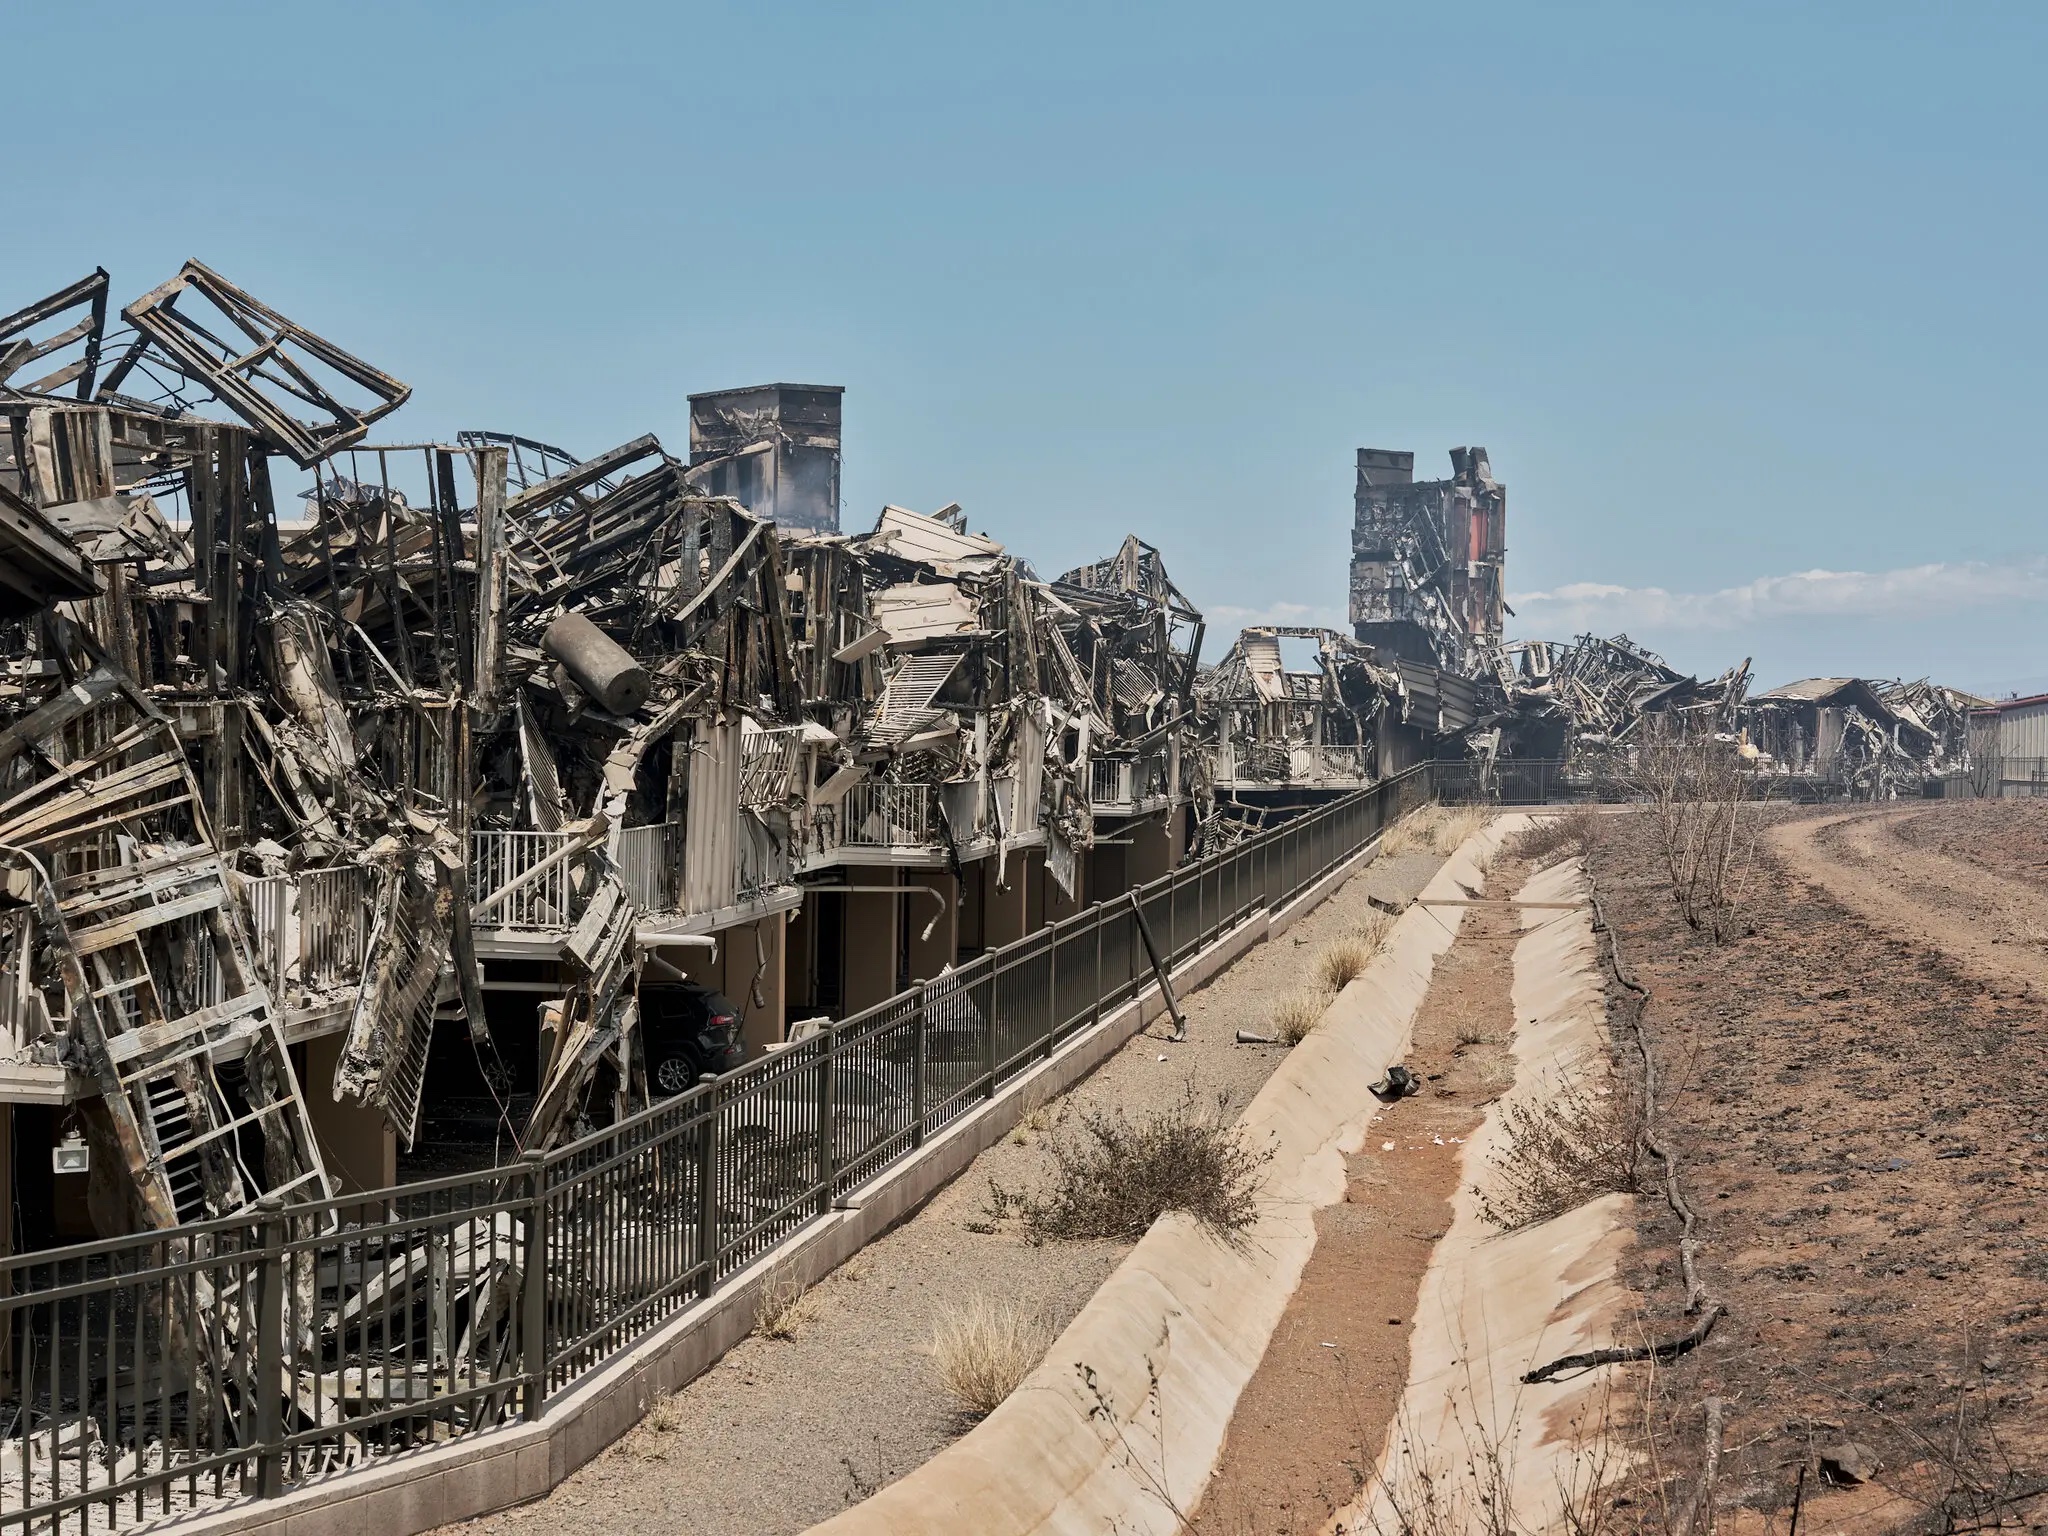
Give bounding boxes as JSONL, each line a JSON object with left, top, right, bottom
{"left": 0, "top": 763, "right": 1435, "bottom": 1532}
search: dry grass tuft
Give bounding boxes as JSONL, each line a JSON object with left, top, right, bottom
{"left": 1316, "top": 936, "right": 1375, "bottom": 992}
{"left": 987, "top": 1083, "right": 1271, "bottom": 1244}
{"left": 646, "top": 1394, "right": 685, "bottom": 1432}
{"left": 1353, "top": 907, "right": 1396, "bottom": 951}
{"left": 1383, "top": 804, "right": 1493, "bottom": 859}
{"left": 1433, "top": 804, "right": 1493, "bottom": 854}
{"left": 754, "top": 1257, "right": 821, "bottom": 1339}
{"left": 1274, "top": 988, "right": 1331, "bottom": 1045}
{"left": 929, "top": 1294, "right": 1049, "bottom": 1420}
{"left": 1506, "top": 803, "right": 1604, "bottom": 866}
{"left": 1476, "top": 1062, "right": 1644, "bottom": 1231}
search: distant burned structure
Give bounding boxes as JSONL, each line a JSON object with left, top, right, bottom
{"left": 687, "top": 382, "right": 844, "bottom": 533}
{"left": 1350, "top": 446, "right": 1506, "bottom": 671}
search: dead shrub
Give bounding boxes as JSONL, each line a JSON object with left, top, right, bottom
{"left": 1274, "top": 988, "right": 1330, "bottom": 1045}
{"left": 1633, "top": 726, "right": 1767, "bottom": 943}
{"left": 1476, "top": 1065, "right": 1644, "bottom": 1231}
{"left": 987, "top": 1083, "right": 1271, "bottom": 1244}
{"left": 929, "top": 1294, "right": 1048, "bottom": 1420}
{"left": 754, "top": 1257, "right": 820, "bottom": 1339}
{"left": 1316, "top": 936, "right": 1374, "bottom": 992}
{"left": 1507, "top": 803, "right": 1604, "bottom": 865}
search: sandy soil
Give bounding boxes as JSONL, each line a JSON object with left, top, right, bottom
{"left": 443, "top": 847, "right": 1448, "bottom": 1536}
{"left": 1192, "top": 874, "right": 1525, "bottom": 1534}
{"left": 1773, "top": 808, "right": 2048, "bottom": 994}
{"left": 1590, "top": 804, "right": 2048, "bottom": 1531}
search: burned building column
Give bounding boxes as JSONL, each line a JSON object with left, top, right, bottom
{"left": 983, "top": 853, "right": 1033, "bottom": 949}
{"left": 301, "top": 1033, "right": 397, "bottom": 1194}
{"left": 841, "top": 874, "right": 902, "bottom": 1014}
{"left": 727, "top": 915, "right": 788, "bottom": 1055}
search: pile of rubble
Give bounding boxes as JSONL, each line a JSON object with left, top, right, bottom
{"left": 1491, "top": 631, "right": 1982, "bottom": 796}
{"left": 8, "top": 260, "right": 1387, "bottom": 1239}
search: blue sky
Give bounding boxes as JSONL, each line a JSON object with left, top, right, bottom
{"left": 12, "top": 2, "right": 2045, "bottom": 693}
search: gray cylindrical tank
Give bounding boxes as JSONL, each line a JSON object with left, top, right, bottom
{"left": 542, "top": 612, "right": 651, "bottom": 715}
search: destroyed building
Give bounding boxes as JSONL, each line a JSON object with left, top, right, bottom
{"left": 1487, "top": 632, "right": 1984, "bottom": 799}
{"left": 1196, "top": 626, "right": 1476, "bottom": 836}
{"left": 0, "top": 261, "right": 1237, "bottom": 1258}
{"left": 1350, "top": 445, "right": 1506, "bottom": 671}
{"left": 686, "top": 383, "right": 843, "bottom": 533}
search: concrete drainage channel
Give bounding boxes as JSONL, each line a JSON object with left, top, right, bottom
{"left": 156, "top": 822, "right": 1406, "bottom": 1536}
{"left": 810, "top": 816, "right": 1636, "bottom": 1536}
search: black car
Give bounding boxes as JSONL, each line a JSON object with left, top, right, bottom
{"left": 640, "top": 980, "right": 745, "bottom": 1094}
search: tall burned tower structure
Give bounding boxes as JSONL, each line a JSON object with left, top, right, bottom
{"left": 1348, "top": 446, "right": 1506, "bottom": 671}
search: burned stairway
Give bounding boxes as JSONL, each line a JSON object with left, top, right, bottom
{"left": 0, "top": 666, "right": 330, "bottom": 1227}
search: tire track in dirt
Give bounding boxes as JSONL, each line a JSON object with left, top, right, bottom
{"left": 1768, "top": 808, "right": 2048, "bottom": 995}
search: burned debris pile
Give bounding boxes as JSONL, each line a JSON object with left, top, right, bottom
{"left": 1487, "top": 633, "right": 1982, "bottom": 796}
{"left": 9, "top": 262, "right": 1508, "bottom": 1263}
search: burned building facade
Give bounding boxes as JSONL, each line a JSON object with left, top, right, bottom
{"left": 1349, "top": 445, "right": 1506, "bottom": 671}
{"left": 0, "top": 262, "right": 1254, "bottom": 1259}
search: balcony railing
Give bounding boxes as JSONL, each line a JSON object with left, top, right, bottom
{"left": 470, "top": 829, "right": 579, "bottom": 929}
{"left": 239, "top": 866, "right": 377, "bottom": 1003}
{"left": 616, "top": 822, "right": 683, "bottom": 913}
{"left": 1316, "top": 744, "right": 1373, "bottom": 781}
{"left": 813, "top": 782, "right": 939, "bottom": 855}
{"left": 1088, "top": 753, "right": 1171, "bottom": 813}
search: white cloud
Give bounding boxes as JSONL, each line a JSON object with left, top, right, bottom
{"left": 1510, "top": 558, "right": 2048, "bottom": 633}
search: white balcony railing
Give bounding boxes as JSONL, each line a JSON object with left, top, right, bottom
{"left": 1317, "top": 744, "right": 1373, "bottom": 781}
{"left": 616, "top": 822, "right": 683, "bottom": 913}
{"left": 470, "top": 829, "right": 579, "bottom": 929}
{"left": 814, "top": 782, "right": 939, "bottom": 854}
{"left": 238, "top": 865, "right": 376, "bottom": 1001}
{"left": 1088, "top": 753, "right": 1171, "bottom": 812}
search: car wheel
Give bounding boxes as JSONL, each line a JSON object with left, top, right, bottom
{"left": 652, "top": 1052, "right": 698, "bottom": 1096}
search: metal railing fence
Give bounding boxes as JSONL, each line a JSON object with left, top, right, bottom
{"left": 469, "top": 830, "right": 577, "bottom": 929}
{"left": 0, "top": 764, "right": 1434, "bottom": 1534}
{"left": 614, "top": 823, "right": 682, "bottom": 914}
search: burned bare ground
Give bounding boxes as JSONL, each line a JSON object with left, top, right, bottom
{"left": 1587, "top": 805, "right": 2048, "bottom": 1531}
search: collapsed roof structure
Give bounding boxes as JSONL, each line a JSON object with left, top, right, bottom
{"left": 1488, "top": 633, "right": 1982, "bottom": 797}
{"left": 10, "top": 259, "right": 1390, "bottom": 1257}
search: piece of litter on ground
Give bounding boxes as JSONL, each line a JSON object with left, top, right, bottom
{"left": 1431, "top": 1135, "right": 1445, "bottom": 1145}
{"left": 1320, "top": 1341, "right": 1336, "bottom": 1348}
{"left": 1157, "top": 1054, "right": 1168, "bottom": 1062}
{"left": 1381, "top": 1141, "right": 1396, "bottom": 1151}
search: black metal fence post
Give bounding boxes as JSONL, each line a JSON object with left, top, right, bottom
{"left": 984, "top": 963, "right": 999, "bottom": 1100}
{"left": 911, "top": 983, "right": 928, "bottom": 1148}
{"left": 816, "top": 1026, "right": 838, "bottom": 1214}
{"left": 254, "top": 1196, "right": 285, "bottom": 1499}
{"left": 1093, "top": 910, "right": 1103, "bottom": 1026}
{"left": 696, "top": 1078, "right": 720, "bottom": 1297}
{"left": 1045, "top": 924, "right": 1057, "bottom": 1056}
{"left": 521, "top": 1150, "right": 549, "bottom": 1420}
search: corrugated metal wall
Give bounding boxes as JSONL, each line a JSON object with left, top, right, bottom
{"left": 1998, "top": 700, "right": 2048, "bottom": 760}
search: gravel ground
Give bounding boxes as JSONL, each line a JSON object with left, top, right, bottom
{"left": 444, "top": 845, "right": 1449, "bottom": 1536}
{"left": 1589, "top": 805, "right": 2048, "bottom": 1530}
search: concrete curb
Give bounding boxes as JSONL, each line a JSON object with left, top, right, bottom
{"left": 808, "top": 818, "right": 1516, "bottom": 1536}
{"left": 144, "top": 837, "right": 1392, "bottom": 1536}
{"left": 1327, "top": 853, "right": 1639, "bottom": 1536}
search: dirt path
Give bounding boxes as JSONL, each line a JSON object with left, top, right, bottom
{"left": 1770, "top": 807, "right": 2048, "bottom": 993}
{"left": 443, "top": 849, "right": 1449, "bottom": 1536}
{"left": 1191, "top": 876, "right": 1524, "bottom": 1534}
{"left": 1591, "top": 808, "right": 2048, "bottom": 1530}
